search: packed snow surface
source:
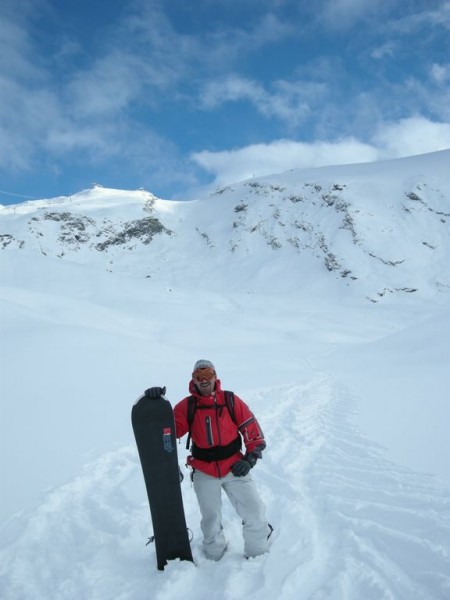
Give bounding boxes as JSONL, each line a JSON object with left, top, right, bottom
{"left": 1, "top": 151, "right": 449, "bottom": 599}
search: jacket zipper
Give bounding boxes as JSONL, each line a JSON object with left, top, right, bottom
{"left": 205, "top": 416, "right": 214, "bottom": 446}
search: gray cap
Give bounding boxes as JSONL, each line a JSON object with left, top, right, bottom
{"left": 193, "top": 359, "right": 215, "bottom": 371}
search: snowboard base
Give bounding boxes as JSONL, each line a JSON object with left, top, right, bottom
{"left": 132, "top": 393, "right": 194, "bottom": 570}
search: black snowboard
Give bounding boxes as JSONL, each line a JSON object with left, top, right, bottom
{"left": 132, "top": 392, "right": 194, "bottom": 570}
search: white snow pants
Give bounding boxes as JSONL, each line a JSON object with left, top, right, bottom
{"left": 193, "top": 469, "right": 270, "bottom": 560}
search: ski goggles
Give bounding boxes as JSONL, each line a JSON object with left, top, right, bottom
{"left": 192, "top": 367, "right": 216, "bottom": 381}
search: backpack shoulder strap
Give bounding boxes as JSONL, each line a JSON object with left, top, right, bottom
{"left": 223, "top": 390, "right": 236, "bottom": 424}
{"left": 186, "top": 395, "right": 196, "bottom": 450}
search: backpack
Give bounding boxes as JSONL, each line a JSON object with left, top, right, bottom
{"left": 185, "top": 391, "right": 236, "bottom": 450}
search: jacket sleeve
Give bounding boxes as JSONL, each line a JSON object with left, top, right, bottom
{"left": 233, "top": 394, "right": 266, "bottom": 454}
{"left": 173, "top": 398, "right": 189, "bottom": 439}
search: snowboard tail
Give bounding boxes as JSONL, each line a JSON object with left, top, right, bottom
{"left": 132, "top": 394, "right": 193, "bottom": 570}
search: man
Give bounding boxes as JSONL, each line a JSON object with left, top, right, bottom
{"left": 149, "top": 359, "right": 271, "bottom": 560}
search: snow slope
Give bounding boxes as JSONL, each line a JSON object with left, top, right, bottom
{"left": 2, "top": 378, "right": 449, "bottom": 600}
{"left": 1, "top": 151, "right": 449, "bottom": 599}
{"left": 1, "top": 149, "right": 449, "bottom": 301}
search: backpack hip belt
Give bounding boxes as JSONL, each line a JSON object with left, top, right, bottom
{"left": 191, "top": 436, "right": 242, "bottom": 462}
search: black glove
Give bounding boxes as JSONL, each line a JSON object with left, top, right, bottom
{"left": 231, "top": 459, "right": 251, "bottom": 477}
{"left": 144, "top": 386, "right": 166, "bottom": 399}
{"left": 244, "top": 444, "right": 265, "bottom": 468}
{"left": 245, "top": 450, "right": 261, "bottom": 468}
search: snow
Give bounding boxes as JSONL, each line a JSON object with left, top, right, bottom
{"left": 1, "top": 151, "right": 450, "bottom": 599}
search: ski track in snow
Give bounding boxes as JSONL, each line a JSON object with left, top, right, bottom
{"left": 1, "top": 375, "right": 449, "bottom": 600}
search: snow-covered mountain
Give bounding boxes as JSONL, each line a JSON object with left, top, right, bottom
{"left": 0, "top": 151, "right": 449, "bottom": 599}
{"left": 2, "top": 149, "right": 449, "bottom": 303}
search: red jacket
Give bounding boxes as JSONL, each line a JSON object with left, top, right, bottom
{"left": 173, "top": 379, "right": 265, "bottom": 478}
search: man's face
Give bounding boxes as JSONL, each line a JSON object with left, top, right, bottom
{"left": 193, "top": 367, "right": 216, "bottom": 396}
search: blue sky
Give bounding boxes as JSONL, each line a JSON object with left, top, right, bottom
{"left": 1, "top": 0, "right": 449, "bottom": 204}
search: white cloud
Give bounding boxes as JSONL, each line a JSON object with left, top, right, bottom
{"left": 200, "top": 75, "right": 326, "bottom": 126}
{"left": 319, "top": 0, "right": 392, "bottom": 28}
{"left": 372, "top": 116, "right": 450, "bottom": 157}
{"left": 391, "top": 1, "right": 450, "bottom": 33}
{"left": 191, "top": 138, "right": 379, "bottom": 190}
{"left": 200, "top": 76, "right": 262, "bottom": 108}
{"left": 120, "top": 3, "right": 293, "bottom": 77}
{"left": 65, "top": 52, "right": 145, "bottom": 119}
{"left": 370, "top": 42, "right": 396, "bottom": 60}
{"left": 422, "top": 0, "right": 450, "bottom": 29}
{"left": 0, "top": 1, "right": 297, "bottom": 171}
{"left": 430, "top": 63, "right": 450, "bottom": 84}
{"left": 190, "top": 116, "right": 450, "bottom": 192}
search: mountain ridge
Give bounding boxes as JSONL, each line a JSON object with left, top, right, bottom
{"left": 1, "top": 150, "right": 449, "bottom": 303}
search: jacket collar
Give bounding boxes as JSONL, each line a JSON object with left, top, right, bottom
{"left": 189, "top": 378, "right": 222, "bottom": 401}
